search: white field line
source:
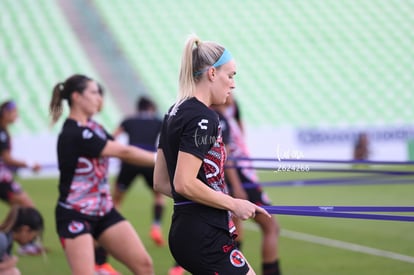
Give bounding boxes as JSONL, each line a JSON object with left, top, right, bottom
{"left": 244, "top": 223, "right": 414, "bottom": 264}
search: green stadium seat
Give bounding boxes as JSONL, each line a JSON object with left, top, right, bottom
{"left": 1, "top": 0, "right": 121, "bottom": 134}
{"left": 2, "top": 0, "right": 412, "bottom": 132}
{"left": 94, "top": 0, "right": 413, "bottom": 127}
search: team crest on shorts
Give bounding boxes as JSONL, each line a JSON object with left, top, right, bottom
{"left": 68, "top": 221, "right": 84, "bottom": 234}
{"left": 229, "top": 249, "right": 246, "bottom": 267}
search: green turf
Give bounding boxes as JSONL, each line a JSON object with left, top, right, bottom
{"left": 2, "top": 170, "right": 413, "bottom": 275}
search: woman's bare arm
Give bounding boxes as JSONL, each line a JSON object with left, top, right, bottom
{"left": 153, "top": 149, "right": 172, "bottom": 197}
{"left": 174, "top": 151, "right": 270, "bottom": 220}
{"left": 101, "top": 140, "right": 155, "bottom": 167}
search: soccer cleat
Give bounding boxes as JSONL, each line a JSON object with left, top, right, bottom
{"left": 168, "top": 265, "right": 185, "bottom": 275}
{"left": 94, "top": 263, "right": 121, "bottom": 275}
{"left": 150, "top": 224, "right": 165, "bottom": 246}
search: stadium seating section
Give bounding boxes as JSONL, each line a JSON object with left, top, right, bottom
{"left": 2, "top": 0, "right": 413, "bottom": 134}
{"left": 1, "top": 0, "right": 121, "bottom": 134}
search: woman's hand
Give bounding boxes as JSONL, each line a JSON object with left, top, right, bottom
{"left": 231, "top": 198, "right": 271, "bottom": 220}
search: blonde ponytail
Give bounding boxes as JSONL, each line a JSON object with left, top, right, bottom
{"left": 171, "top": 34, "right": 225, "bottom": 116}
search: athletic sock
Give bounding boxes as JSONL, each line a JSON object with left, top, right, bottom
{"left": 154, "top": 204, "right": 164, "bottom": 223}
{"left": 95, "top": 246, "right": 108, "bottom": 265}
{"left": 263, "top": 259, "right": 281, "bottom": 275}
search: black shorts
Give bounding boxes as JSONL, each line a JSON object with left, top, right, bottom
{"left": 115, "top": 162, "right": 154, "bottom": 191}
{"left": 244, "top": 183, "right": 271, "bottom": 206}
{"left": 0, "top": 181, "right": 23, "bottom": 203}
{"left": 55, "top": 206, "right": 125, "bottom": 244}
{"left": 228, "top": 170, "right": 272, "bottom": 206}
{"left": 169, "top": 211, "right": 249, "bottom": 274}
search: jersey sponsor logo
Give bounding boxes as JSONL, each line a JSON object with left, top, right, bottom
{"left": 198, "top": 119, "right": 208, "bottom": 130}
{"left": 229, "top": 249, "right": 246, "bottom": 267}
{"left": 82, "top": 129, "right": 93, "bottom": 139}
{"left": 68, "top": 221, "right": 84, "bottom": 234}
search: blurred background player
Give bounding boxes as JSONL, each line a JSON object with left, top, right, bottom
{"left": 112, "top": 96, "right": 165, "bottom": 246}
{"left": 0, "top": 206, "right": 44, "bottom": 275}
{"left": 213, "top": 95, "right": 282, "bottom": 275}
{"left": 225, "top": 93, "right": 244, "bottom": 134}
{"left": 353, "top": 132, "right": 370, "bottom": 161}
{"left": 49, "top": 74, "right": 155, "bottom": 275}
{"left": 0, "top": 100, "right": 45, "bottom": 256}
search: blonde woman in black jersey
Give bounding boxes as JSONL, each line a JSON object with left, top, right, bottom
{"left": 154, "top": 35, "right": 270, "bottom": 275}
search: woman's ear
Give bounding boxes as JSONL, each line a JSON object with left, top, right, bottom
{"left": 71, "top": 91, "right": 80, "bottom": 102}
{"left": 207, "top": 67, "right": 216, "bottom": 81}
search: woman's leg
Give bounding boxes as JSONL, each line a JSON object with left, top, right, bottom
{"left": 98, "top": 220, "right": 153, "bottom": 275}
{"left": 0, "top": 267, "right": 21, "bottom": 275}
{"left": 63, "top": 234, "right": 95, "bottom": 275}
{"left": 254, "top": 214, "right": 282, "bottom": 274}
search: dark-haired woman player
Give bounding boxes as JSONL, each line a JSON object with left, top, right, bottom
{"left": 0, "top": 100, "right": 45, "bottom": 256}
{"left": 0, "top": 205, "right": 44, "bottom": 275}
{"left": 154, "top": 34, "right": 270, "bottom": 274}
{"left": 0, "top": 100, "right": 40, "bottom": 208}
{"left": 49, "top": 74, "right": 155, "bottom": 275}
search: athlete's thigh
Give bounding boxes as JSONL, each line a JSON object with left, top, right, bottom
{"left": 63, "top": 234, "right": 95, "bottom": 275}
{"left": 98, "top": 220, "right": 152, "bottom": 267}
{"left": 0, "top": 267, "right": 21, "bottom": 275}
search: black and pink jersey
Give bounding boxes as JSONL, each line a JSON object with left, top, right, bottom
{"left": 159, "top": 97, "right": 233, "bottom": 233}
{"left": 57, "top": 119, "right": 113, "bottom": 217}
{"left": 224, "top": 108, "right": 258, "bottom": 183}
{"left": 0, "top": 127, "right": 13, "bottom": 182}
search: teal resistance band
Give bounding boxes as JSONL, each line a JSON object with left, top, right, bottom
{"left": 193, "top": 49, "right": 233, "bottom": 76}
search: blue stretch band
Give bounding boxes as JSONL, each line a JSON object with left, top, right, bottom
{"left": 228, "top": 156, "right": 414, "bottom": 165}
{"left": 193, "top": 49, "right": 233, "bottom": 76}
{"left": 262, "top": 206, "right": 414, "bottom": 222}
{"left": 263, "top": 205, "right": 414, "bottom": 212}
{"left": 225, "top": 165, "right": 414, "bottom": 175}
{"left": 242, "top": 177, "right": 414, "bottom": 188}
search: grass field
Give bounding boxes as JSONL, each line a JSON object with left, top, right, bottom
{"left": 2, "top": 168, "right": 414, "bottom": 275}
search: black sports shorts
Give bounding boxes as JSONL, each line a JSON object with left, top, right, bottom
{"left": 115, "top": 163, "right": 154, "bottom": 191}
{"left": 0, "top": 181, "right": 23, "bottom": 202}
{"left": 55, "top": 206, "right": 124, "bottom": 244}
{"left": 169, "top": 211, "right": 250, "bottom": 274}
{"left": 229, "top": 170, "right": 272, "bottom": 206}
